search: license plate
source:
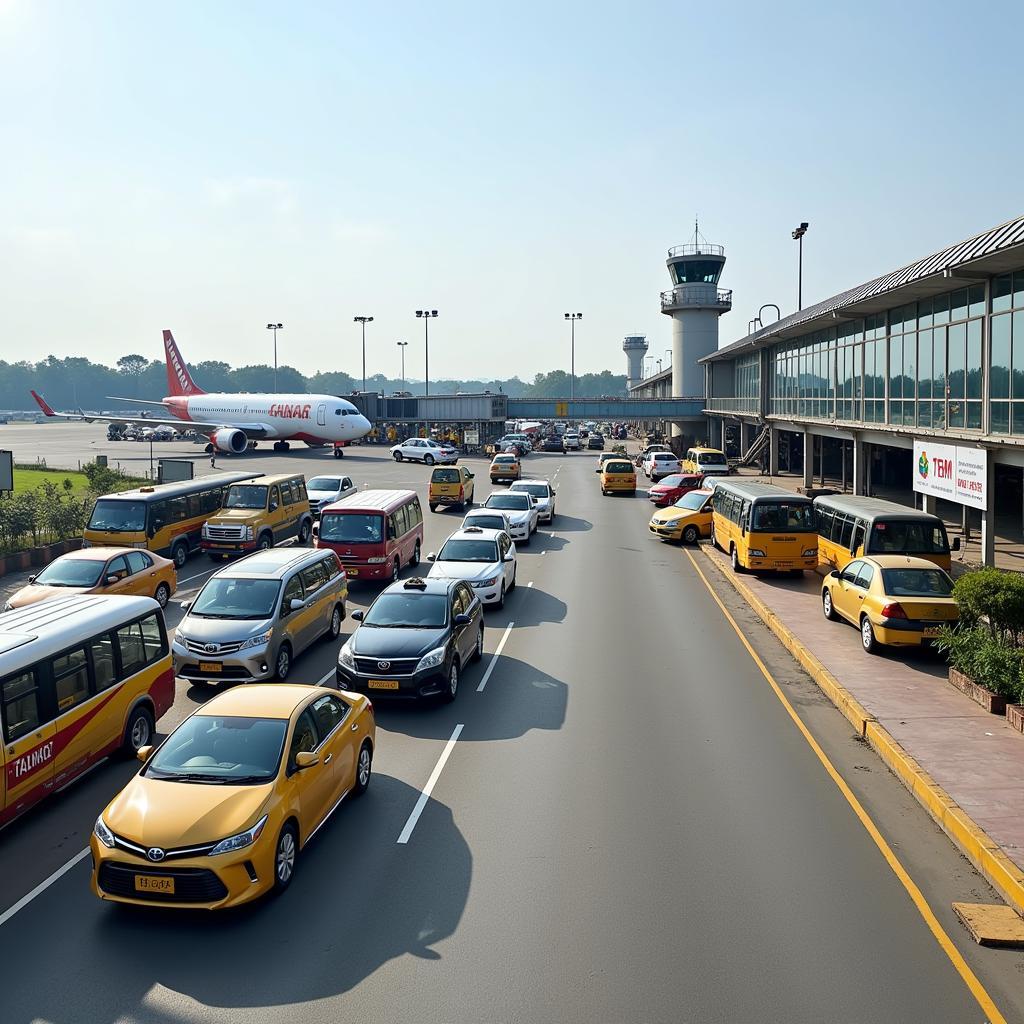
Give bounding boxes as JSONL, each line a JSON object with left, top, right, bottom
{"left": 923, "top": 626, "right": 941, "bottom": 636}
{"left": 368, "top": 679, "right": 399, "bottom": 690}
{"left": 135, "top": 874, "right": 174, "bottom": 894}
{"left": 199, "top": 661, "right": 222, "bottom": 673}
{"left": 347, "top": 568, "right": 359, "bottom": 577}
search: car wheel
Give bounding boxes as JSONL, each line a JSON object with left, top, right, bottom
{"left": 473, "top": 626, "right": 484, "bottom": 662}
{"left": 731, "top": 546, "right": 742, "bottom": 573}
{"left": 823, "top": 589, "right": 838, "bottom": 621}
{"left": 861, "top": 616, "right": 879, "bottom": 654}
{"left": 425, "top": 454, "right": 435, "bottom": 466}
{"left": 393, "top": 451, "right": 403, "bottom": 462}
{"left": 429, "top": 503, "right": 438, "bottom": 513}
{"left": 298, "top": 520, "right": 311, "bottom": 544}
{"left": 509, "top": 566, "right": 517, "bottom": 591}
{"left": 154, "top": 582, "right": 171, "bottom": 608}
{"left": 353, "top": 742, "right": 372, "bottom": 796}
{"left": 273, "top": 823, "right": 298, "bottom": 893}
{"left": 496, "top": 583, "right": 506, "bottom": 610}
{"left": 411, "top": 540, "right": 421, "bottom": 567}
{"left": 171, "top": 541, "right": 188, "bottom": 569}
{"left": 441, "top": 659, "right": 460, "bottom": 703}
{"left": 682, "top": 524, "right": 699, "bottom": 545}
{"left": 275, "top": 643, "right": 292, "bottom": 681}
{"left": 326, "top": 604, "right": 343, "bottom": 640}
{"left": 121, "top": 705, "right": 154, "bottom": 757}
{"left": 258, "top": 533, "right": 273, "bottom": 551}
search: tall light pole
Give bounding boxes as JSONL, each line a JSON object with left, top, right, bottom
{"left": 396, "top": 341, "right": 408, "bottom": 391}
{"left": 354, "top": 316, "right": 373, "bottom": 394}
{"left": 415, "top": 310, "right": 438, "bottom": 396}
{"left": 266, "top": 323, "right": 283, "bottom": 392}
{"left": 564, "top": 313, "right": 582, "bottom": 402}
{"left": 791, "top": 222, "right": 809, "bottom": 311}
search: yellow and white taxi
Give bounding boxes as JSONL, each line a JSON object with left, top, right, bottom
{"left": 91, "top": 684, "right": 375, "bottom": 908}
{"left": 648, "top": 488, "right": 714, "bottom": 544}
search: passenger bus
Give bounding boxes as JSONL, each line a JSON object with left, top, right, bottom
{"left": 812, "top": 494, "right": 959, "bottom": 572}
{"left": 711, "top": 480, "right": 818, "bottom": 574}
{"left": 0, "top": 594, "right": 174, "bottom": 827}
{"left": 84, "top": 472, "right": 260, "bottom": 568}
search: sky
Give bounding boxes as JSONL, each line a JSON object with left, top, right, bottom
{"left": 2, "top": 0, "right": 1023, "bottom": 385}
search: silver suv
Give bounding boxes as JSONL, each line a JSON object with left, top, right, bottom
{"left": 172, "top": 547, "right": 348, "bottom": 683}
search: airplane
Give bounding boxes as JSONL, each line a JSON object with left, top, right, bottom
{"left": 31, "top": 330, "right": 373, "bottom": 455}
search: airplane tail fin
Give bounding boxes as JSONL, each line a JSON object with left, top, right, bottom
{"left": 30, "top": 390, "right": 57, "bottom": 417}
{"left": 163, "top": 330, "right": 205, "bottom": 397}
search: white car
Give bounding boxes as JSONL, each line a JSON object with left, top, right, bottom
{"left": 509, "top": 479, "right": 556, "bottom": 523}
{"left": 483, "top": 491, "right": 539, "bottom": 543}
{"left": 563, "top": 432, "right": 582, "bottom": 451}
{"left": 306, "top": 473, "right": 357, "bottom": 518}
{"left": 462, "top": 508, "right": 512, "bottom": 533}
{"left": 427, "top": 527, "right": 517, "bottom": 608}
{"left": 644, "top": 451, "right": 681, "bottom": 481}
{"left": 391, "top": 438, "right": 459, "bottom": 465}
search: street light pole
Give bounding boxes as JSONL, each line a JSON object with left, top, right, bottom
{"left": 266, "top": 323, "right": 283, "bottom": 392}
{"left": 564, "top": 313, "right": 582, "bottom": 402}
{"left": 415, "top": 310, "right": 438, "bottom": 397}
{"left": 354, "top": 316, "right": 373, "bottom": 394}
{"left": 397, "top": 341, "right": 408, "bottom": 391}
{"left": 791, "top": 223, "right": 809, "bottom": 311}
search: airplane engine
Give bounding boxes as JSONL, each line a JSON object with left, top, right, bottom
{"left": 211, "top": 427, "right": 248, "bottom": 454}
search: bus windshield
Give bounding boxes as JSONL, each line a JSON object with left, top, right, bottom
{"left": 319, "top": 513, "right": 384, "bottom": 544}
{"left": 751, "top": 501, "right": 816, "bottom": 532}
{"left": 88, "top": 499, "right": 147, "bottom": 533}
{"left": 869, "top": 521, "right": 949, "bottom": 555}
{"left": 224, "top": 485, "right": 268, "bottom": 510}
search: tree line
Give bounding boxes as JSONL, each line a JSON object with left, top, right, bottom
{"left": 0, "top": 355, "right": 628, "bottom": 410}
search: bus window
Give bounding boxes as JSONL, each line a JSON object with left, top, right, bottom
{"left": 117, "top": 615, "right": 166, "bottom": 677}
{"left": 89, "top": 635, "right": 118, "bottom": 692}
{"left": 836, "top": 515, "right": 854, "bottom": 549}
{"left": 2, "top": 670, "right": 42, "bottom": 741}
{"left": 870, "top": 521, "right": 949, "bottom": 555}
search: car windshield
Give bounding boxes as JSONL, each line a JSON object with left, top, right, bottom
{"left": 438, "top": 539, "right": 499, "bottom": 562}
{"left": 486, "top": 494, "right": 529, "bottom": 510}
{"left": 34, "top": 558, "right": 105, "bottom": 588}
{"left": 868, "top": 521, "right": 950, "bottom": 555}
{"left": 698, "top": 451, "right": 727, "bottom": 466}
{"left": 673, "top": 491, "right": 709, "bottom": 511}
{"left": 145, "top": 715, "right": 287, "bottom": 784}
{"left": 224, "top": 484, "right": 268, "bottom": 510}
{"left": 467, "top": 515, "right": 506, "bottom": 530}
{"left": 512, "top": 484, "right": 548, "bottom": 499}
{"left": 318, "top": 513, "right": 384, "bottom": 544}
{"left": 751, "top": 501, "right": 816, "bottom": 532}
{"left": 190, "top": 577, "right": 281, "bottom": 619}
{"left": 88, "top": 499, "right": 147, "bottom": 533}
{"left": 363, "top": 593, "right": 448, "bottom": 627}
{"left": 307, "top": 477, "right": 341, "bottom": 491}
{"left": 432, "top": 469, "right": 461, "bottom": 483}
{"left": 881, "top": 568, "right": 954, "bottom": 597}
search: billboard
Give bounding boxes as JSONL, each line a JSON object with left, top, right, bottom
{"left": 912, "top": 440, "right": 987, "bottom": 510}
{"left": 158, "top": 459, "right": 195, "bottom": 484}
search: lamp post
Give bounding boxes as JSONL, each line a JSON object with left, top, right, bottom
{"left": 415, "top": 310, "right": 438, "bottom": 396}
{"left": 564, "top": 312, "right": 582, "bottom": 402}
{"left": 791, "top": 223, "right": 809, "bottom": 311}
{"left": 354, "top": 316, "right": 373, "bottom": 394}
{"left": 397, "top": 341, "right": 408, "bottom": 391}
{"left": 266, "top": 323, "right": 283, "bottom": 392}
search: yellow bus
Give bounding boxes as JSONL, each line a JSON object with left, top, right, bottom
{"left": 711, "top": 480, "right": 818, "bottom": 574}
{"left": 84, "top": 472, "right": 260, "bottom": 569}
{"left": 0, "top": 594, "right": 174, "bottom": 827}
{"left": 812, "top": 494, "right": 958, "bottom": 573}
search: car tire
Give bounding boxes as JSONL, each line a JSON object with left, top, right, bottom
{"left": 326, "top": 604, "right": 343, "bottom": 640}
{"left": 352, "top": 742, "right": 372, "bottom": 796}
{"left": 473, "top": 626, "right": 484, "bottom": 662}
{"left": 258, "top": 533, "right": 273, "bottom": 551}
{"left": 274, "top": 643, "right": 292, "bottom": 681}
{"left": 121, "top": 705, "right": 154, "bottom": 757}
{"left": 682, "top": 525, "right": 699, "bottom": 545}
{"left": 442, "top": 659, "right": 460, "bottom": 703}
{"left": 154, "top": 582, "right": 171, "bottom": 608}
{"left": 823, "top": 590, "right": 838, "bottom": 621}
{"left": 509, "top": 566, "right": 517, "bottom": 592}
{"left": 425, "top": 454, "right": 435, "bottom": 466}
{"left": 298, "top": 520, "right": 311, "bottom": 545}
{"left": 410, "top": 540, "right": 421, "bottom": 567}
{"left": 273, "top": 823, "right": 298, "bottom": 894}
{"left": 861, "top": 616, "right": 879, "bottom": 654}
{"left": 496, "top": 583, "right": 506, "bottom": 610}
{"left": 171, "top": 541, "right": 188, "bottom": 569}
{"left": 429, "top": 503, "right": 438, "bottom": 513}
{"left": 731, "top": 546, "right": 743, "bottom": 573}
{"left": 393, "top": 451, "right": 403, "bottom": 461}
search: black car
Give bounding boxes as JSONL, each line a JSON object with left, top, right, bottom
{"left": 336, "top": 576, "right": 484, "bottom": 702}
{"left": 541, "top": 436, "right": 565, "bottom": 452}
{"left": 587, "top": 434, "right": 604, "bottom": 450}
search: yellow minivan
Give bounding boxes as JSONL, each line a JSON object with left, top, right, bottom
{"left": 201, "top": 474, "right": 313, "bottom": 558}
{"left": 429, "top": 466, "right": 475, "bottom": 512}
{"left": 711, "top": 480, "right": 817, "bottom": 573}
{"left": 682, "top": 447, "right": 730, "bottom": 477}
{"left": 600, "top": 459, "right": 637, "bottom": 496}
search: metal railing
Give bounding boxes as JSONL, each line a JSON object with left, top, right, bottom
{"left": 660, "top": 286, "right": 733, "bottom": 310}
{"left": 704, "top": 396, "right": 761, "bottom": 414}
{"left": 667, "top": 243, "right": 725, "bottom": 258}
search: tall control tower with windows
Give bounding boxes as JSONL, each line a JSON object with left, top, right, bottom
{"left": 623, "top": 335, "right": 648, "bottom": 392}
{"left": 660, "top": 224, "right": 732, "bottom": 436}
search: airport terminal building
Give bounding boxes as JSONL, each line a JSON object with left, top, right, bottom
{"left": 700, "top": 216, "right": 1024, "bottom": 566}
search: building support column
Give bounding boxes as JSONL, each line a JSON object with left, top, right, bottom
{"left": 720, "top": 418, "right": 728, "bottom": 452}
{"left": 768, "top": 426, "right": 780, "bottom": 477}
{"left": 852, "top": 436, "right": 867, "bottom": 496}
{"left": 802, "top": 428, "right": 814, "bottom": 489}
{"left": 920, "top": 492, "right": 937, "bottom": 515}
{"left": 981, "top": 453, "right": 996, "bottom": 566}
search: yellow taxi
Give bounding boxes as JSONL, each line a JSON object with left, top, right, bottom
{"left": 490, "top": 453, "right": 521, "bottom": 484}
{"left": 92, "top": 684, "right": 375, "bottom": 908}
{"left": 648, "top": 488, "right": 714, "bottom": 544}
{"left": 821, "top": 555, "right": 959, "bottom": 654}
{"left": 600, "top": 458, "right": 637, "bottom": 496}
{"left": 5, "top": 547, "right": 177, "bottom": 611}
{"left": 429, "top": 465, "right": 475, "bottom": 512}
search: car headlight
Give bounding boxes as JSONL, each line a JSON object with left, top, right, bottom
{"left": 209, "top": 814, "right": 268, "bottom": 857}
{"left": 94, "top": 815, "right": 116, "bottom": 849}
{"left": 243, "top": 526, "right": 254, "bottom": 540}
{"left": 803, "top": 548, "right": 816, "bottom": 557}
{"left": 240, "top": 628, "right": 273, "bottom": 651}
{"left": 367, "top": 556, "right": 387, "bottom": 564}
{"left": 749, "top": 548, "right": 766, "bottom": 557}
{"left": 338, "top": 642, "right": 356, "bottom": 669}
{"left": 416, "top": 645, "right": 447, "bottom": 672}
{"left": 201, "top": 524, "right": 210, "bottom": 537}
{"left": 473, "top": 576, "right": 498, "bottom": 588}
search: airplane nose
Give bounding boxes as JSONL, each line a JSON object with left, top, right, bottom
{"left": 358, "top": 416, "right": 371, "bottom": 433}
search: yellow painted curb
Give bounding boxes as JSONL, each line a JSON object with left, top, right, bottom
{"left": 699, "top": 542, "right": 1024, "bottom": 919}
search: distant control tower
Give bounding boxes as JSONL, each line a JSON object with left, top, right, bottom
{"left": 661, "top": 223, "right": 732, "bottom": 436}
{"left": 623, "top": 335, "right": 648, "bottom": 391}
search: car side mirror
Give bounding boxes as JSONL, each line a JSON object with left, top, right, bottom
{"left": 467, "top": 472, "right": 474, "bottom": 479}
{"left": 27, "top": 574, "right": 36, "bottom": 583}
{"left": 453, "top": 613, "right": 471, "bottom": 626}
{"left": 136, "top": 745, "right": 153, "bottom": 763}
{"left": 179, "top": 600, "right": 192, "bottom": 612}
{"left": 270, "top": 502, "right": 279, "bottom": 512}
{"left": 352, "top": 610, "right": 364, "bottom": 621}
{"left": 504, "top": 553, "right": 514, "bottom": 562}
{"left": 427, "top": 553, "right": 436, "bottom": 561}
{"left": 828, "top": 570, "right": 838, "bottom": 579}
{"left": 952, "top": 537, "right": 961, "bottom": 551}
{"left": 289, "top": 598, "right": 305, "bottom": 612}
{"left": 295, "top": 751, "right": 319, "bottom": 770}
{"left": 106, "top": 575, "right": 119, "bottom": 585}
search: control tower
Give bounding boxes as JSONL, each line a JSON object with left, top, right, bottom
{"left": 660, "top": 225, "right": 732, "bottom": 436}
{"left": 623, "top": 335, "right": 648, "bottom": 391}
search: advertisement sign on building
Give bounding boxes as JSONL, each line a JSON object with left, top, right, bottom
{"left": 912, "top": 440, "right": 987, "bottom": 510}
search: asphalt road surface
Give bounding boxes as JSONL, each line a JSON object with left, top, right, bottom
{"left": 1, "top": 424, "right": 1023, "bottom": 1023}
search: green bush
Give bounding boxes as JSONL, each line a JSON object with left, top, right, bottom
{"left": 952, "top": 566, "right": 1024, "bottom": 642}
{"left": 936, "top": 623, "right": 1024, "bottom": 701}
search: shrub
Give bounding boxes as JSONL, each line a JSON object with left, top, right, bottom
{"left": 936, "top": 623, "right": 1024, "bottom": 701}
{"left": 952, "top": 567, "right": 1024, "bottom": 642}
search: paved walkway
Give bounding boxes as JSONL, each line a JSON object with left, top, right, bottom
{"left": 703, "top": 544, "right": 1024, "bottom": 877}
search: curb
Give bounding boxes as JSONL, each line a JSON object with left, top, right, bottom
{"left": 699, "top": 542, "right": 1024, "bottom": 919}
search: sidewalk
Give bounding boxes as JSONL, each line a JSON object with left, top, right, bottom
{"left": 700, "top": 543, "right": 1024, "bottom": 913}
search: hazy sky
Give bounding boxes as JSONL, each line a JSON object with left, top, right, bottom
{"left": 3, "top": 0, "right": 1022, "bottom": 384}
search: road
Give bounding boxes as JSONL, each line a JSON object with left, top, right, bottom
{"left": 1, "top": 427, "right": 1022, "bottom": 1023}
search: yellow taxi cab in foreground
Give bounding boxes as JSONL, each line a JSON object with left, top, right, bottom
{"left": 92, "top": 683, "right": 375, "bottom": 908}
{"left": 600, "top": 458, "right": 637, "bottom": 495}
{"left": 490, "top": 453, "right": 521, "bottom": 484}
{"left": 649, "top": 488, "right": 713, "bottom": 544}
{"left": 429, "top": 465, "right": 475, "bottom": 512}
{"left": 5, "top": 547, "right": 177, "bottom": 611}
{"left": 821, "top": 554, "right": 958, "bottom": 654}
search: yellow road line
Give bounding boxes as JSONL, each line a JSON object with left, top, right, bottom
{"left": 684, "top": 549, "right": 1006, "bottom": 1024}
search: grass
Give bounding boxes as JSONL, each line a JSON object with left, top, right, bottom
{"left": 12, "top": 467, "right": 95, "bottom": 497}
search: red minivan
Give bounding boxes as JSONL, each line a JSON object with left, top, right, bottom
{"left": 314, "top": 489, "right": 424, "bottom": 582}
